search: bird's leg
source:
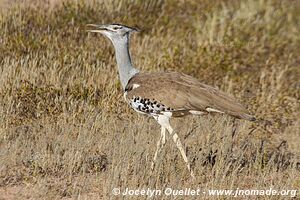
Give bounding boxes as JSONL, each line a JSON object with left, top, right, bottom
{"left": 166, "top": 126, "right": 195, "bottom": 179}
{"left": 155, "top": 115, "right": 195, "bottom": 179}
{"left": 151, "top": 126, "right": 166, "bottom": 171}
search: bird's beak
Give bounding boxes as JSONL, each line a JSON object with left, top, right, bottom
{"left": 86, "top": 24, "right": 108, "bottom": 33}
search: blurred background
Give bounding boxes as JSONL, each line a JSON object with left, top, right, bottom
{"left": 0, "top": 0, "right": 299, "bottom": 199}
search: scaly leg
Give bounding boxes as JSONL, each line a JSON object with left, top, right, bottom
{"left": 151, "top": 126, "right": 166, "bottom": 171}
{"left": 155, "top": 115, "right": 195, "bottom": 179}
{"left": 167, "top": 125, "right": 195, "bottom": 179}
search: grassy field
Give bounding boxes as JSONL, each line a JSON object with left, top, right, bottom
{"left": 0, "top": 0, "right": 299, "bottom": 199}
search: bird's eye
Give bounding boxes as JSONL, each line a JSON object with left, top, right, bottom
{"left": 113, "top": 27, "right": 119, "bottom": 30}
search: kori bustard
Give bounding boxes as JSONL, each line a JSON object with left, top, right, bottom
{"left": 87, "top": 23, "right": 255, "bottom": 178}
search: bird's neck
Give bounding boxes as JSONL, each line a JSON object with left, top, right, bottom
{"left": 112, "top": 37, "right": 139, "bottom": 90}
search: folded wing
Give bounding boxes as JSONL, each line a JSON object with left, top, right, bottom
{"left": 125, "top": 72, "right": 255, "bottom": 121}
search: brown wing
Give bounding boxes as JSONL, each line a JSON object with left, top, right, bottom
{"left": 125, "top": 72, "right": 255, "bottom": 121}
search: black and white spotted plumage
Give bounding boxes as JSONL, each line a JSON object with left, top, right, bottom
{"left": 128, "top": 96, "right": 175, "bottom": 116}
{"left": 123, "top": 72, "right": 256, "bottom": 121}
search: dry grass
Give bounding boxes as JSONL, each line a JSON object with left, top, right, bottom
{"left": 0, "top": 0, "right": 299, "bottom": 199}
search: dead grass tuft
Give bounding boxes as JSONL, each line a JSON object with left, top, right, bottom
{"left": 0, "top": 0, "right": 299, "bottom": 199}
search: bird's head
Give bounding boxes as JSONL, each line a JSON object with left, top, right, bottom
{"left": 87, "top": 23, "right": 139, "bottom": 44}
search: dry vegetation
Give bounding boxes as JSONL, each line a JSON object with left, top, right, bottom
{"left": 0, "top": 0, "right": 299, "bottom": 199}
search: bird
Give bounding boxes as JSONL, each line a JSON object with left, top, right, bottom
{"left": 87, "top": 23, "right": 255, "bottom": 178}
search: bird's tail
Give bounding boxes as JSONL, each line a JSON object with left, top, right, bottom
{"left": 239, "top": 113, "right": 256, "bottom": 121}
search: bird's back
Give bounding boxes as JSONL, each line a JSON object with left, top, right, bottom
{"left": 125, "top": 72, "right": 255, "bottom": 121}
